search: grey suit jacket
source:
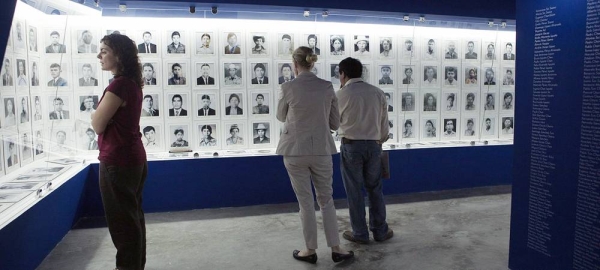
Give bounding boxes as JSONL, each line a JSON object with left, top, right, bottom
{"left": 276, "top": 71, "right": 340, "bottom": 156}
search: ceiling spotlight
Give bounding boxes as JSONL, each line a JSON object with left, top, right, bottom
{"left": 189, "top": 6, "right": 195, "bottom": 14}
{"left": 488, "top": 21, "right": 494, "bottom": 27}
{"left": 119, "top": 4, "right": 126, "bottom": 12}
{"left": 303, "top": 10, "right": 310, "bottom": 17}
{"left": 419, "top": 16, "right": 425, "bottom": 22}
{"left": 501, "top": 21, "right": 507, "bottom": 28}
{"left": 403, "top": 15, "right": 409, "bottom": 21}
{"left": 322, "top": 10, "right": 329, "bottom": 18}
{"left": 211, "top": 6, "right": 218, "bottom": 15}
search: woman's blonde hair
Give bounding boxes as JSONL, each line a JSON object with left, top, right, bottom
{"left": 292, "top": 46, "right": 318, "bottom": 69}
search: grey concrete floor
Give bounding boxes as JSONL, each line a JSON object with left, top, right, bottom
{"left": 38, "top": 186, "right": 511, "bottom": 270}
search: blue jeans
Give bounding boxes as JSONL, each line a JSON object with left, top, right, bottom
{"left": 340, "top": 141, "right": 389, "bottom": 241}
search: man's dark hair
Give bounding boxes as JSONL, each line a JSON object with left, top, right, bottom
{"left": 338, "top": 57, "right": 362, "bottom": 79}
{"left": 143, "top": 126, "right": 155, "bottom": 134}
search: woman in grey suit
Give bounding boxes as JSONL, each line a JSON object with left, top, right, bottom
{"left": 276, "top": 46, "right": 354, "bottom": 264}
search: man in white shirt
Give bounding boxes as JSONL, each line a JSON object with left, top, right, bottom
{"left": 336, "top": 57, "right": 393, "bottom": 244}
{"left": 168, "top": 94, "right": 187, "bottom": 116}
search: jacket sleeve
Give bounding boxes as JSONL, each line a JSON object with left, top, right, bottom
{"left": 329, "top": 85, "right": 340, "bottom": 130}
{"left": 276, "top": 87, "right": 288, "bottom": 122}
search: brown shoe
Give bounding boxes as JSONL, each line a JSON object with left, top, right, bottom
{"left": 374, "top": 229, "right": 394, "bottom": 242}
{"left": 342, "top": 230, "right": 369, "bottom": 244}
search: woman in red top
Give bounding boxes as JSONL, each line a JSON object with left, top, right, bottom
{"left": 92, "top": 33, "right": 147, "bottom": 270}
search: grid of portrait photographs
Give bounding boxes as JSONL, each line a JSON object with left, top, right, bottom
{"left": 0, "top": 8, "right": 515, "bottom": 162}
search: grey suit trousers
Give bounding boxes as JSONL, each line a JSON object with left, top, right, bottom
{"left": 283, "top": 155, "right": 341, "bottom": 249}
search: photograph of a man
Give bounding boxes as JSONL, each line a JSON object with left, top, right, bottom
{"left": 13, "top": 21, "right": 26, "bottom": 49}
{"left": 225, "top": 93, "right": 243, "bottom": 115}
{"left": 423, "top": 38, "right": 436, "bottom": 60}
{"left": 251, "top": 63, "right": 269, "bottom": 85}
{"left": 31, "top": 61, "right": 39, "bottom": 86}
{"left": 142, "top": 126, "right": 159, "bottom": 148}
{"left": 142, "top": 63, "right": 157, "bottom": 85}
{"left": 168, "top": 94, "right": 187, "bottom": 116}
{"left": 168, "top": 63, "right": 186, "bottom": 85}
{"left": 483, "top": 118, "right": 495, "bottom": 135}
{"left": 77, "top": 30, "right": 97, "bottom": 53}
{"left": 278, "top": 63, "right": 295, "bottom": 84}
{"left": 423, "top": 66, "right": 437, "bottom": 85}
{"left": 224, "top": 32, "right": 241, "bottom": 54}
{"left": 444, "top": 41, "right": 458, "bottom": 59}
{"left": 279, "top": 34, "right": 293, "bottom": 55}
{"left": 253, "top": 123, "right": 270, "bottom": 144}
{"left": 196, "top": 63, "right": 215, "bottom": 85}
{"left": 198, "top": 94, "right": 216, "bottom": 116}
{"left": 465, "top": 93, "right": 476, "bottom": 110}
{"left": 354, "top": 35, "right": 370, "bottom": 55}
{"left": 47, "top": 63, "right": 67, "bottom": 87}
{"left": 252, "top": 93, "right": 269, "bottom": 114}
{"left": 402, "top": 92, "right": 415, "bottom": 111}
{"left": 138, "top": 31, "right": 157, "bottom": 53}
{"left": 385, "top": 92, "right": 393, "bottom": 112}
{"left": 503, "top": 42, "right": 515, "bottom": 60}
{"left": 141, "top": 95, "right": 159, "bottom": 116}
{"left": 378, "top": 65, "right": 393, "bottom": 85}
{"left": 2, "top": 58, "right": 13, "bottom": 86}
{"left": 465, "top": 41, "right": 478, "bottom": 59}
{"left": 443, "top": 119, "right": 456, "bottom": 136}
{"left": 28, "top": 27, "right": 37, "bottom": 52}
{"left": 78, "top": 63, "right": 98, "bottom": 86}
{"left": 484, "top": 68, "right": 496, "bottom": 85}
{"left": 167, "top": 31, "right": 185, "bottom": 54}
{"left": 402, "top": 67, "right": 414, "bottom": 85}
{"left": 6, "top": 141, "right": 18, "bottom": 167}
{"left": 444, "top": 66, "right": 458, "bottom": 86}
{"left": 85, "top": 128, "right": 98, "bottom": 150}
{"left": 197, "top": 33, "right": 214, "bottom": 54}
{"left": 49, "top": 97, "right": 69, "bottom": 120}
{"left": 224, "top": 63, "right": 242, "bottom": 85}
{"left": 251, "top": 35, "right": 267, "bottom": 55}
{"left": 171, "top": 128, "right": 189, "bottom": 147}
{"left": 45, "top": 31, "right": 66, "bottom": 53}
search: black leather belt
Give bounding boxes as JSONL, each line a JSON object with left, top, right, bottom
{"left": 341, "top": 138, "right": 380, "bottom": 144}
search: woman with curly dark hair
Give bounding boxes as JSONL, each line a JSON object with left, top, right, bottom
{"left": 92, "top": 33, "right": 148, "bottom": 270}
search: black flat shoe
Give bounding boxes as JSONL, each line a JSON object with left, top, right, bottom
{"left": 293, "top": 250, "right": 317, "bottom": 264}
{"left": 332, "top": 250, "right": 354, "bottom": 263}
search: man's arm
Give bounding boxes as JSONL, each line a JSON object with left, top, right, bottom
{"left": 379, "top": 92, "right": 390, "bottom": 143}
{"left": 276, "top": 87, "right": 288, "bottom": 122}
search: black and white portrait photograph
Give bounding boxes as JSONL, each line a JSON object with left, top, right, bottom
{"left": 195, "top": 32, "right": 215, "bottom": 55}
{"left": 483, "top": 93, "right": 496, "bottom": 111}
{"left": 444, "top": 40, "right": 459, "bottom": 60}
{"left": 137, "top": 30, "right": 159, "bottom": 54}
{"left": 387, "top": 118, "right": 396, "bottom": 142}
{"left": 422, "top": 92, "right": 438, "bottom": 112}
{"left": 49, "top": 127, "right": 73, "bottom": 153}
{"left": 166, "top": 61, "right": 188, "bottom": 86}
{"left": 78, "top": 95, "right": 98, "bottom": 122}
{"left": 169, "top": 124, "right": 191, "bottom": 148}
{"left": 33, "top": 129, "right": 45, "bottom": 157}
{"left": 501, "top": 92, "right": 514, "bottom": 111}
{"left": 463, "top": 118, "right": 476, "bottom": 137}
{"left": 464, "top": 67, "right": 479, "bottom": 86}
{"left": 223, "top": 62, "right": 243, "bottom": 86}
{"left": 223, "top": 32, "right": 242, "bottom": 55}
{"left": 248, "top": 33, "right": 268, "bottom": 56}
{"left": 196, "top": 92, "right": 218, "bottom": 117}
{"left": 197, "top": 123, "right": 218, "bottom": 148}
{"left": 422, "top": 38, "right": 438, "bottom": 60}
{"left": 401, "top": 92, "right": 416, "bottom": 112}
{"left": 18, "top": 96, "right": 30, "bottom": 125}
{"left": 141, "top": 124, "right": 162, "bottom": 151}
{"left": 224, "top": 122, "right": 246, "bottom": 148}
{"left": 195, "top": 63, "right": 216, "bottom": 87}
{"left": 28, "top": 25, "right": 38, "bottom": 53}
{"left": 45, "top": 29, "right": 67, "bottom": 54}
{"left": 502, "top": 67, "right": 515, "bottom": 86}
{"left": 48, "top": 96, "right": 70, "bottom": 120}
{"left": 76, "top": 124, "right": 98, "bottom": 151}
{"left": 443, "top": 66, "right": 459, "bottom": 87}
{"left": 141, "top": 94, "right": 160, "bottom": 117}
{"left": 249, "top": 62, "right": 269, "bottom": 86}
{"left": 443, "top": 92, "right": 458, "bottom": 112}
{"left": 278, "top": 62, "right": 296, "bottom": 85}
{"left": 167, "top": 93, "right": 189, "bottom": 117}
{"left": 2, "top": 57, "right": 14, "bottom": 87}
{"left": 4, "top": 97, "right": 17, "bottom": 127}
{"left": 401, "top": 118, "right": 417, "bottom": 139}
{"left": 379, "top": 37, "right": 394, "bottom": 58}
{"left": 483, "top": 41, "right": 497, "bottom": 60}
{"left": 502, "top": 117, "right": 514, "bottom": 135}
{"left": 482, "top": 117, "right": 496, "bottom": 136}
{"left": 384, "top": 91, "right": 394, "bottom": 113}
{"left": 443, "top": 118, "right": 457, "bottom": 137}
{"left": 46, "top": 62, "right": 68, "bottom": 87}
{"left": 361, "top": 63, "right": 372, "bottom": 84}
{"left": 400, "top": 37, "right": 416, "bottom": 59}
{"left": 223, "top": 92, "right": 245, "bottom": 117}
{"left": 278, "top": 33, "right": 294, "bottom": 57}
{"left": 251, "top": 92, "right": 270, "bottom": 115}
{"left": 377, "top": 64, "right": 394, "bottom": 86}
{"left": 252, "top": 122, "right": 271, "bottom": 145}
{"left": 503, "top": 42, "right": 516, "bottom": 60}
{"left": 353, "top": 35, "right": 370, "bottom": 57}
{"left": 464, "top": 40, "right": 479, "bottom": 60}
{"left": 422, "top": 66, "right": 438, "bottom": 87}
{"left": 165, "top": 30, "right": 186, "bottom": 55}
{"left": 464, "top": 92, "right": 477, "bottom": 111}
{"left": 142, "top": 62, "right": 159, "bottom": 86}
{"left": 76, "top": 29, "right": 98, "bottom": 54}
{"left": 32, "top": 96, "right": 42, "bottom": 122}
{"left": 4, "top": 137, "right": 20, "bottom": 170}
{"left": 329, "top": 63, "right": 340, "bottom": 85}
{"left": 304, "top": 34, "right": 321, "bottom": 55}
{"left": 329, "top": 35, "right": 346, "bottom": 56}
{"left": 29, "top": 59, "right": 40, "bottom": 87}
{"left": 76, "top": 62, "right": 99, "bottom": 87}
{"left": 422, "top": 118, "right": 438, "bottom": 139}
{"left": 483, "top": 67, "right": 497, "bottom": 86}
{"left": 15, "top": 59, "right": 28, "bottom": 87}
{"left": 12, "top": 20, "right": 26, "bottom": 50}
{"left": 401, "top": 65, "right": 417, "bottom": 86}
